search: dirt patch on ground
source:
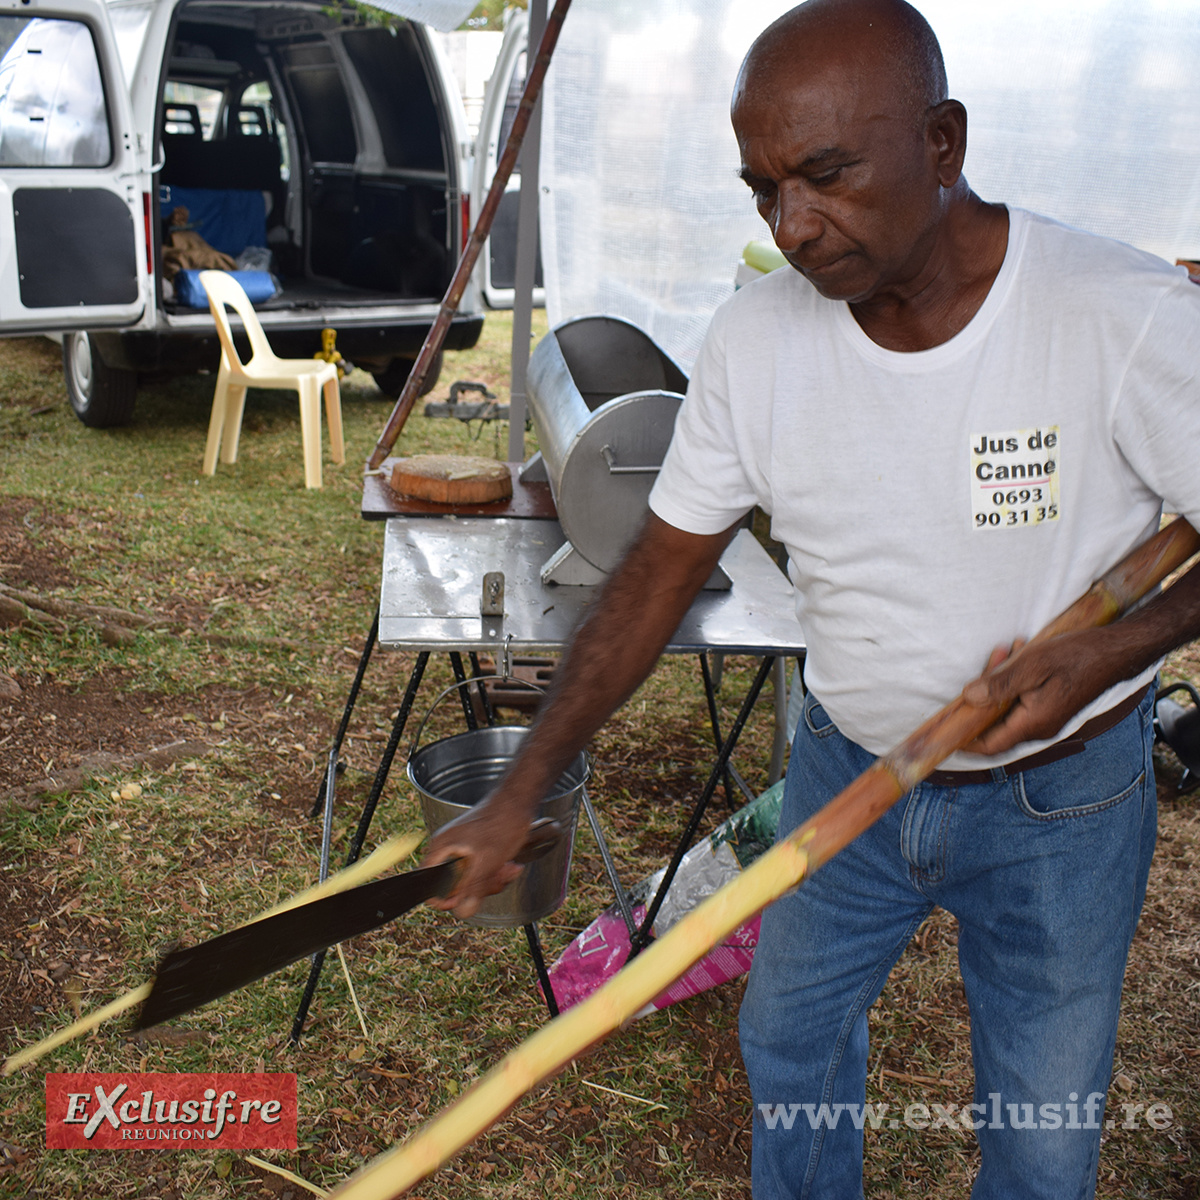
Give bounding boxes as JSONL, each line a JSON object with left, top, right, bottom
{"left": 0, "top": 856, "right": 131, "bottom": 1055}
{"left": 1, "top": 674, "right": 201, "bottom": 796}
{"left": 333, "top": 991, "right": 754, "bottom": 1192}
{"left": 0, "top": 669, "right": 338, "bottom": 1046}
{"left": 0, "top": 659, "right": 757, "bottom": 1197}
{"left": 0, "top": 499, "right": 78, "bottom": 591}
{"left": 0, "top": 675, "right": 331, "bottom": 806}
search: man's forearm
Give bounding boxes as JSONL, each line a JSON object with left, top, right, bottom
{"left": 1091, "top": 558, "right": 1200, "bottom": 687}
{"left": 424, "top": 513, "right": 741, "bottom": 912}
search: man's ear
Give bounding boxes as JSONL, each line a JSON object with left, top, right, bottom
{"left": 927, "top": 99, "right": 968, "bottom": 188}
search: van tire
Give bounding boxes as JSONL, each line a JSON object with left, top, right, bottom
{"left": 63, "top": 333, "right": 138, "bottom": 428}
{"left": 371, "top": 350, "right": 443, "bottom": 400}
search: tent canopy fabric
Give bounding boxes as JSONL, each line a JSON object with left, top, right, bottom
{"left": 364, "top": 0, "right": 476, "bottom": 32}
{"left": 540, "top": 0, "right": 1200, "bottom": 370}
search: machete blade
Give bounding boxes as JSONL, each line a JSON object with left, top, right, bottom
{"left": 134, "top": 859, "right": 459, "bottom": 1030}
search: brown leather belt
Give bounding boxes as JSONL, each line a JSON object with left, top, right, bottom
{"left": 925, "top": 687, "right": 1146, "bottom": 787}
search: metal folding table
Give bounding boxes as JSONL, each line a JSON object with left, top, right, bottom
{"left": 291, "top": 514, "right": 805, "bottom": 1040}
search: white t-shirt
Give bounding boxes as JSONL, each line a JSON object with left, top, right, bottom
{"left": 649, "top": 208, "right": 1200, "bottom": 768}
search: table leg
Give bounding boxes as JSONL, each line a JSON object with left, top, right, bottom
{"left": 345, "top": 652, "right": 430, "bottom": 863}
{"left": 768, "top": 656, "right": 791, "bottom": 785}
{"left": 290, "top": 651, "right": 430, "bottom": 1043}
{"left": 629, "top": 655, "right": 776, "bottom": 958}
{"left": 468, "top": 651, "right": 496, "bottom": 727}
{"left": 708, "top": 651, "right": 725, "bottom": 690}
{"left": 699, "top": 653, "right": 736, "bottom": 808}
{"left": 448, "top": 653, "right": 478, "bottom": 731}
{"left": 581, "top": 789, "right": 637, "bottom": 938}
{"left": 309, "top": 608, "right": 380, "bottom": 819}
{"left": 700, "top": 654, "right": 763, "bottom": 807}
{"left": 524, "top": 923, "right": 559, "bottom": 1018}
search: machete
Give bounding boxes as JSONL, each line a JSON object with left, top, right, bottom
{"left": 135, "top": 821, "right": 559, "bottom": 1030}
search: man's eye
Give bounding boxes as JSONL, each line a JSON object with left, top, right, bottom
{"left": 811, "top": 166, "right": 844, "bottom": 185}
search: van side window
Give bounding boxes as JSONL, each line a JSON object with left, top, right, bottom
{"left": 0, "top": 17, "right": 111, "bottom": 167}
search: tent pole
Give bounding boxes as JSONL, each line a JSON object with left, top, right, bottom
{"left": 508, "top": 0, "right": 547, "bottom": 465}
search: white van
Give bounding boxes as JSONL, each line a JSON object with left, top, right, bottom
{"left": 0, "top": 0, "right": 488, "bottom": 426}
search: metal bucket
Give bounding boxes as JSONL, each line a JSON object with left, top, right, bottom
{"left": 408, "top": 722, "right": 588, "bottom": 928}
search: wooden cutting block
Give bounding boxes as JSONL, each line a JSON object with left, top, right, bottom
{"left": 390, "top": 455, "right": 513, "bottom": 505}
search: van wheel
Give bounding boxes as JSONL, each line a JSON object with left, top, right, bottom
{"left": 371, "top": 350, "right": 443, "bottom": 400}
{"left": 63, "top": 332, "right": 138, "bottom": 428}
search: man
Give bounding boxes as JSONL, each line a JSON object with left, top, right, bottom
{"left": 429, "top": 1, "right": 1200, "bottom": 1195}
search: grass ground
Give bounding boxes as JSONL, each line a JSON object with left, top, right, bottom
{"left": 1, "top": 315, "right": 1197, "bottom": 1199}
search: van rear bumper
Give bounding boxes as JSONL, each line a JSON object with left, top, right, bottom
{"left": 92, "top": 315, "right": 484, "bottom": 373}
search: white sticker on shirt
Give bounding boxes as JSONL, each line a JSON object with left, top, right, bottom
{"left": 970, "top": 427, "right": 1060, "bottom": 531}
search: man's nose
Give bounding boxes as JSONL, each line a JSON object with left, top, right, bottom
{"left": 772, "top": 182, "right": 822, "bottom": 253}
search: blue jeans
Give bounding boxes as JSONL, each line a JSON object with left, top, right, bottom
{"left": 740, "top": 685, "right": 1157, "bottom": 1200}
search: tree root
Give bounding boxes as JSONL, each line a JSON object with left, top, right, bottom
{"left": 0, "top": 582, "right": 148, "bottom": 645}
{"left": 2, "top": 738, "right": 211, "bottom": 810}
{"left": 0, "top": 582, "right": 302, "bottom": 651}
{"left": 0, "top": 582, "right": 166, "bottom": 628}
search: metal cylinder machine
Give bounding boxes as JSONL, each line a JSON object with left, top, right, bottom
{"left": 521, "top": 314, "right": 726, "bottom": 587}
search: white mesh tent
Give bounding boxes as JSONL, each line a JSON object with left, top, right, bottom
{"left": 365, "top": 0, "right": 476, "bottom": 30}
{"left": 536, "top": 0, "right": 1200, "bottom": 371}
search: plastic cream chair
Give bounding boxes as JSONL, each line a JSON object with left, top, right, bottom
{"left": 199, "top": 270, "right": 345, "bottom": 489}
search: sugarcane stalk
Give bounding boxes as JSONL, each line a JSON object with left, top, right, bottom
{"left": 365, "top": 0, "right": 573, "bottom": 471}
{"left": 0, "top": 983, "right": 156, "bottom": 1078}
{"left": 2, "top": 830, "right": 423, "bottom": 1075}
{"left": 251, "top": 831, "right": 422, "bottom": 922}
{"left": 327, "top": 516, "right": 1199, "bottom": 1199}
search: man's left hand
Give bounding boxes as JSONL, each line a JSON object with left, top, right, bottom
{"left": 961, "top": 630, "right": 1118, "bottom": 756}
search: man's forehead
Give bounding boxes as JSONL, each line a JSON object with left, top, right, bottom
{"left": 733, "top": 65, "right": 897, "bottom": 155}
{"left": 737, "top": 31, "right": 896, "bottom": 107}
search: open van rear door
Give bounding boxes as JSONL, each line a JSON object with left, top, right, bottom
{"left": 0, "top": 0, "right": 144, "bottom": 332}
{"left": 473, "top": 9, "right": 543, "bottom": 310}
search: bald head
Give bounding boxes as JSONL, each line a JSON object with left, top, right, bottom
{"left": 729, "top": 0, "right": 981, "bottom": 306}
{"left": 736, "top": 0, "right": 947, "bottom": 130}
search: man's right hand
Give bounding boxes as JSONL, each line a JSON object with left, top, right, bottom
{"left": 423, "top": 794, "right": 539, "bottom": 918}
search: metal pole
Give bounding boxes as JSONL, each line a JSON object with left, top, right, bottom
{"left": 309, "top": 607, "right": 379, "bottom": 818}
{"left": 524, "top": 922, "right": 559, "bottom": 1018}
{"left": 768, "top": 656, "right": 790, "bottom": 784}
{"left": 290, "top": 652, "right": 431, "bottom": 1042}
{"left": 507, "top": 0, "right": 547, "bottom": 465}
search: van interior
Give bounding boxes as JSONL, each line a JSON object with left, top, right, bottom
{"left": 159, "top": 3, "right": 457, "bottom": 317}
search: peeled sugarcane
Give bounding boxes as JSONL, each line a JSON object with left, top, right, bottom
{"left": 328, "top": 515, "right": 1200, "bottom": 1200}
{"left": 1, "top": 831, "right": 424, "bottom": 1076}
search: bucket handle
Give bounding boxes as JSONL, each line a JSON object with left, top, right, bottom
{"left": 407, "top": 674, "right": 550, "bottom": 762}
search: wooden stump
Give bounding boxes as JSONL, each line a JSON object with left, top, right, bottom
{"left": 389, "top": 456, "right": 513, "bottom": 505}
